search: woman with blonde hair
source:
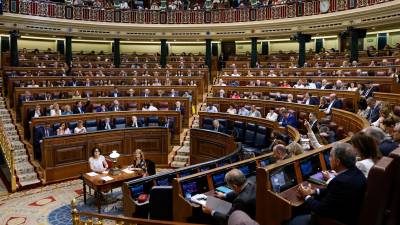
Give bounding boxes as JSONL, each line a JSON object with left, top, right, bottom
{"left": 287, "top": 142, "right": 304, "bottom": 156}
{"left": 133, "top": 149, "right": 147, "bottom": 174}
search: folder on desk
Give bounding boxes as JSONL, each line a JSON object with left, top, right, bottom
{"left": 206, "top": 196, "right": 232, "bottom": 215}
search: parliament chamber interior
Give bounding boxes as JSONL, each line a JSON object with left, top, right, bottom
{"left": 0, "top": 0, "right": 400, "bottom": 224}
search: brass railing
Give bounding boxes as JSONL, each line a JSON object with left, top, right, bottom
{"left": 0, "top": 118, "right": 17, "bottom": 192}
{"left": 71, "top": 198, "right": 202, "bottom": 225}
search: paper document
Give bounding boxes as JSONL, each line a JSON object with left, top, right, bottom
{"left": 122, "top": 168, "right": 134, "bottom": 174}
{"left": 86, "top": 172, "right": 98, "bottom": 177}
{"left": 101, "top": 176, "right": 114, "bottom": 181}
{"left": 206, "top": 196, "right": 232, "bottom": 215}
{"left": 190, "top": 194, "right": 207, "bottom": 206}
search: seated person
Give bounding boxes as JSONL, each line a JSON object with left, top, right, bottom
{"left": 323, "top": 93, "right": 342, "bottom": 115}
{"left": 351, "top": 132, "right": 381, "bottom": 177}
{"left": 132, "top": 149, "right": 148, "bottom": 175}
{"left": 228, "top": 210, "right": 259, "bottom": 225}
{"left": 363, "top": 126, "right": 398, "bottom": 156}
{"left": 148, "top": 103, "right": 158, "bottom": 111}
{"left": 74, "top": 120, "right": 87, "bottom": 134}
{"left": 272, "top": 144, "right": 291, "bottom": 162}
{"left": 212, "top": 119, "right": 224, "bottom": 132}
{"left": 238, "top": 106, "right": 250, "bottom": 116}
{"left": 109, "top": 99, "right": 123, "bottom": 111}
{"left": 226, "top": 105, "right": 237, "bottom": 115}
{"left": 289, "top": 143, "right": 367, "bottom": 225}
{"left": 202, "top": 169, "right": 256, "bottom": 223}
{"left": 279, "top": 109, "right": 297, "bottom": 128}
{"left": 50, "top": 103, "right": 62, "bottom": 116}
{"left": 249, "top": 105, "right": 261, "bottom": 118}
{"left": 57, "top": 122, "right": 71, "bottom": 135}
{"left": 266, "top": 109, "right": 278, "bottom": 122}
{"left": 62, "top": 105, "right": 74, "bottom": 115}
{"left": 96, "top": 104, "right": 108, "bottom": 112}
{"left": 205, "top": 104, "right": 218, "bottom": 113}
{"left": 131, "top": 116, "right": 143, "bottom": 128}
{"left": 287, "top": 142, "right": 304, "bottom": 156}
{"left": 89, "top": 147, "right": 108, "bottom": 173}
{"left": 101, "top": 117, "right": 115, "bottom": 130}
{"left": 31, "top": 104, "right": 42, "bottom": 119}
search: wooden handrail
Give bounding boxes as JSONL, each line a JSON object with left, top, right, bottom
{"left": 71, "top": 199, "right": 204, "bottom": 225}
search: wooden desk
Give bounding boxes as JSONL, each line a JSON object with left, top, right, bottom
{"left": 6, "top": 76, "right": 205, "bottom": 99}
{"left": 13, "top": 85, "right": 199, "bottom": 111}
{"left": 279, "top": 181, "right": 325, "bottom": 207}
{"left": 41, "top": 127, "right": 170, "bottom": 183}
{"left": 82, "top": 169, "right": 143, "bottom": 213}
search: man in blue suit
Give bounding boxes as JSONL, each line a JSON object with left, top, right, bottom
{"left": 280, "top": 109, "right": 297, "bottom": 128}
{"left": 323, "top": 93, "right": 343, "bottom": 114}
{"left": 366, "top": 97, "right": 380, "bottom": 123}
{"left": 289, "top": 143, "right": 367, "bottom": 225}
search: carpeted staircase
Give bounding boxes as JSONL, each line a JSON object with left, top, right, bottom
{"left": 170, "top": 94, "right": 208, "bottom": 168}
{"left": 170, "top": 111, "right": 202, "bottom": 168}
{"left": 0, "top": 97, "right": 41, "bottom": 188}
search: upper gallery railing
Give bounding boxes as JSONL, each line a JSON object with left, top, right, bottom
{"left": 3, "top": 0, "right": 393, "bottom": 24}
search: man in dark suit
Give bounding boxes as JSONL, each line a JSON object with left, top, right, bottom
{"left": 33, "top": 124, "right": 54, "bottom": 161}
{"left": 142, "top": 89, "right": 150, "bottom": 97}
{"left": 303, "top": 92, "right": 319, "bottom": 106}
{"left": 362, "top": 83, "right": 379, "bottom": 98}
{"left": 364, "top": 126, "right": 399, "bottom": 156}
{"left": 308, "top": 112, "right": 319, "bottom": 134}
{"left": 73, "top": 100, "right": 91, "bottom": 114}
{"left": 68, "top": 78, "right": 80, "bottom": 87}
{"left": 289, "top": 143, "right": 367, "bottom": 225}
{"left": 100, "top": 117, "right": 115, "bottom": 130}
{"left": 212, "top": 119, "right": 225, "bottom": 133}
{"left": 109, "top": 87, "right": 122, "bottom": 97}
{"left": 20, "top": 91, "right": 34, "bottom": 103}
{"left": 203, "top": 169, "right": 256, "bottom": 223}
{"left": 109, "top": 99, "right": 124, "bottom": 111}
{"left": 366, "top": 97, "right": 380, "bottom": 123}
{"left": 174, "top": 101, "right": 185, "bottom": 115}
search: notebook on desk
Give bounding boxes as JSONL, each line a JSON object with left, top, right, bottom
{"left": 206, "top": 196, "right": 232, "bottom": 215}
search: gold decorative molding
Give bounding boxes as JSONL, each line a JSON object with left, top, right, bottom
{"left": 0, "top": 0, "right": 399, "bottom": 40}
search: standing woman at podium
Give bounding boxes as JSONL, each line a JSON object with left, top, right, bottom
{"left": 89, "top": 147, "right": 108, "bottom": 173}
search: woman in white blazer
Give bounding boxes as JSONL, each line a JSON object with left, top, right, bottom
{"left": 351, "top": 132, "right": 381, "bottom": 178}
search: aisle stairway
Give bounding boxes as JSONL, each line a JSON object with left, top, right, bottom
{"left": 170, "top": 97, "right": 206, "bottom": 168}
{"left": 0, "top": 97, "right": 41, "bottom": 189}
{"left": 170, "top": 115, "right": 199, "bottom": 168}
